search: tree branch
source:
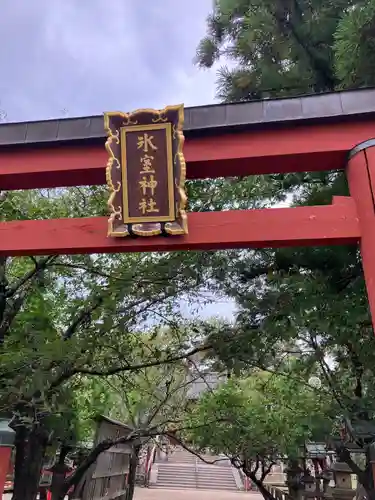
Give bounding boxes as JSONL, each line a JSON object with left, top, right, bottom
{"left": 63, "top": 430, "right": 141, "bottom": 493}
{"left": 261, "top": 460, "right": 276, "bottom": 481}
{"left": 163, "top": 432, "right": 229, "bottom": 466}
{"left": 6, "top": 255, "right": 57, "bottom": 298}
{"left": 47, "top": 343, "right": 213, "bottom": 394}
{"left": 76, "top": 343, "right": 212, "bottom": 377}
{"left": 273, "top": 2, "right": 336, "bottom": 90}
{"left": 63, "top": 295, "right": 104, "bottom": 340}
{"left": 0, "top": 287, "right": 29, "bottom": 343}
{"left": 335, "top": 444, "right": 367, "bottom": 486}
{"left": 64, "top": 421, "right": 228, "bottom": 495}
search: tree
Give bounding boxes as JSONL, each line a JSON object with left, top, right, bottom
{"left": 0, "top": 186, "right": 228, "bottom": 500}
{"left": 201, "top": 242, "right": 375, "bottom": 494}
{"left": 51, "top": 348, "right": 227, "bottom": 500}
{"left": 195, "top": 1, "right": 375, "bottom": 495}
{"left": 196, "top": 0, "right": 375, "bottom": 102}
{"left": 334, "top": 0, "right": 375, "bottom": 88}
{"left": 2, "top": 173, "right": 283, "bottom": 500}
{"left": 87, "top": 332, "right": 196, "bottom": 500}
{"left": 184, "top": 372, "right": 330, "bottom": 500}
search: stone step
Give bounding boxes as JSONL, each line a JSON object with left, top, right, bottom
{"left": 154, "top": 447, "right": 240, "bottom": 492}
{"left": 157, "top": 474, "right": 196, "bottom": 480}
{"left": 152, "top": 484, "right": 197, "bottom": 489}
{"left": 197, "top": 472, "right": 235, "bottom": 479}
{"left": 158, "top": 464, "right": 195, "bottom": 467}
{"left": 197, "top": 471, "right": 234, "bottom": 480}
{"left": 156, "top": 483, "right": 197, "bottom": 488}
{"left": 156, "top": 476, "right": 237, "bottom": 488}
{"left": 158, "top": 468, "right": 195, "bottom": 472}
{"left": 158, "top": 474, "right": 234, "bottom": 480}
{"left": 157, "top": 473, "right": 195, "bottom": 478}
{"left": 158, "top": 467, "right": 195, "bottom": 470}
{"left": 157, "top": 472, "right": 196, "bottom": 477}
{"left": 197, "top": 468, "right": 234, "bottom": 474}
{"left": 198, "top": 476, "right": 236, "bottom": 482}
{"left": 197, "top": 475, "right": 235, "bottom": 482}
{"left": 157, "top": 477, "right": 196, "bottom": 484}
{"left": 157, "top": 468, "right": 196, "bottom": 472}
{"left": 197, "top": 480, "right": 237, "bottom": 486}
{"left": 197, "top": 476, "right": 236, "bottom": 482}
{"left": 157, "top": 472, "right": 196, "bottom": 479}
{"left": 165, "top": 460, "right": 196, "bottom": 464}
{"left": 197, "top": 479, "right": 237, "bottom": 485}
{"left": 153, "top": 484, "right": 238, "bottom": 490}
{"left": 200, "top": 481, "right": 237, "bottom": 484}
{"left": 166, "top": 461, "right": 196, "bottom": 464}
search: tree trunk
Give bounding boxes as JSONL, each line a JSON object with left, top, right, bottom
{"left": 11, "top": 424, "right": 48, "bottom": 500}
{"left": 125, "top": 445, "right": 141, "bottom": 500}
{"left": 51, "top": 445, "right": 71, "bottom": 500}
{"left": 250, "top": 475, "right": 277, "bottom": 500}
{"left": 257, "top": 483, "right": 278, "bottom": 500}
{"left": 12, "top": 425, "right": 27, "bottom": 494}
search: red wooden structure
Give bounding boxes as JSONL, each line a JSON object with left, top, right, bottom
{"left": 0, "top": 88, "right": 375, "bottom": 325}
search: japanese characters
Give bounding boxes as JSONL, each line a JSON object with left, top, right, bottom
{"left": 105, "top": 105, "right": 187, "bottom": 237}
{"left": 137, "top": 133, "right": 160, "bottom": 215}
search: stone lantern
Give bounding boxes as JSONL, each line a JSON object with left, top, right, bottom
{"left": 302, "top": 471, "right": 316, "bottom": 498}
{"left": 286, "top": 460, "right": 304, "bottom": 500}
{"left": 331, "top": 462, "right": 354, "bottom": 500}
{"left": 0, "top": 419, "right": 15, "bottom": 496}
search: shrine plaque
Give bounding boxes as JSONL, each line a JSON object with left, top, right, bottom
{"left": 104, "top": 105, "right": 188, "bottom": 237}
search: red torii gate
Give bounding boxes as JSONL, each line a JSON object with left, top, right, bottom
{"left": 0, "top": 89, "right": 375, "bottom": 325}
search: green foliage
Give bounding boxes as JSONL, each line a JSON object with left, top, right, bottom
{"left": 196, "top": 0, "right": 375, "bottom": 101}
{"left": 0, "top": 186, "right": 223, "bottom": 451}
{"left": 196, "top": 0, "right": 342, "bottom": 100}
{"left": 203, "top": 178, "right": 374, "bottom": 424}
{"left": 103, "top": 356, "right": 189, "bottom": 429}
{"left": 194, "top": 2, "right": 375, "bottom": 486}
{"left": 1, "top": 178, "right": 284, "bottom": 455}
{"left": 70, "top": 377, "right": 114, "bottom": 442}
{"left": 185, "top": 372, "right": 331, "bottom": 474}
{"left": 3, "top": 0, "right": 375, "bottom": 485}
{"left": 334, "top": 0, "right": 375, "bottom": 88}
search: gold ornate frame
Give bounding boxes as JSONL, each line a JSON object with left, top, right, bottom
{"left": 104, "top": 105, "right": 188, "bottom": 237}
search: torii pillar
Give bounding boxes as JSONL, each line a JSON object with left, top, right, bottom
{"left": 347, "top": 139, "right": 375, "bottom": 323}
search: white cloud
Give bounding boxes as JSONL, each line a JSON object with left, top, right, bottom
{"left": 0, "top": 0, "right": 218, "bottom": 121}
{"left": 0, "top": 1, "right": 236, "bottom": 321}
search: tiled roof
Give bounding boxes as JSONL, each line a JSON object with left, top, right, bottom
{"left": 1, "top": 88, "right": 375, "bottom": 146}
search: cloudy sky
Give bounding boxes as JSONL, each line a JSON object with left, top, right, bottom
{"left": 0, "top": 0, "right": 237, "bottom": 319}
{"left": 0, "top": 0, "right": 236, "bottom": 318}
{"left": 0, "top": 0, "right": 220, "bottom": 123}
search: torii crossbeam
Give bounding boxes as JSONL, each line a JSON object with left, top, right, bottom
{"left": 0, "top": 89, "right": 375, "bottom": 323}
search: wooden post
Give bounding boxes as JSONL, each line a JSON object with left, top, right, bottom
{"left": 347, "top": 140, "right": 375, "bottom": 328}
{"left": 0, "top": 420, "right": 15, "bottom": 497}
{"left": 0, "top": 447, "right": 12, "bottom": 497}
